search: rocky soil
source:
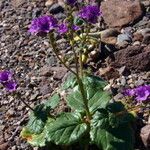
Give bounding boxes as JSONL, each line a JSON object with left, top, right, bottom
{"left": 0, "top": 0, "right": 150, "bottom": 150}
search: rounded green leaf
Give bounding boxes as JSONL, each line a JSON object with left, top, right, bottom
{"left": 66, "top": 76, "right": 111, "bottom": 113}
{"left": 45, "top": 113, "right": 88, "bottom": 145}
{"left": 90, "top": 125, "right": 134, "bottom": 150}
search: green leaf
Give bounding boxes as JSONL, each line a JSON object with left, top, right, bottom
{"left": 26, "top": 104, "right": 48, "bottom": 134}
{"left": 66, "top": 89, "right": 85, "bottom": 111}
{"left": 91, "top": 109, "right": 109, "bottom": 129}
{"left": 67, "top": 76, "right": 111, "bottom": 113}
{"left": 45, "top": 93, "right": 60, "bottom": 109}
{"left": 106, "top": 102, "right": 135, "bottom": 128}
{"left": 82, "top": 75, "right": 107, "bottom": 89}
{"left": 62, "top": 74, "right": 77, "bottom": 90}
{"left": 88, "top": 90, "right": 111, "bottom": 113}
{"left": 90, "top": 102, "right": 135, "bottom": 150}
{"left": 106, "top": 102, "right": 126, "bottom": 113}
{"left": 21, "top": 128, "right": 46, "bottom": 147}
{"left": 45, "top": 113, "right": 88, "bottom": 145}
{"left": 74, "top": 17, "right": 85, "bottom": 26}
{"left": 21, "top": 118, "right": 54, "bottom": 147}
{"left": 91, "top": 125, "right": 134, "bottom": 150}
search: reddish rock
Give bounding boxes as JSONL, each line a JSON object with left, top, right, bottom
{"left": 40, "top": 65, "right": 53, "bottom": 76}
{"left": 0, "top": 142, "right": 8, "bottom": 150}
{"left": 140, "top": 125, "right": 150, "bottom": 149}
{"left": 99, "top": 66, "right": 120, "bottom": 80}
{"left": 53, "top": 67, "right": 67, "bottom": 80}
{"left": 133, "top": 32, "right": 144, "bottom": 42}
{"left": 101, "top": 0, "right": 143, "bottom": 27}
{"left": 107, "top": 45, "right": 150, "bottom": 72}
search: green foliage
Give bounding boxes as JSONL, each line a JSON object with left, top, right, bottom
{"left": 26, "top": 93, "right": 60, "bottom": 134}
{"left": 91, "top": 125, "right": 134, "bottom": 150}
{"left": 26, "top": 104, "right": 49, "bottom": 134}
{"left": 74, "top": 17, "right": 85, "bottom": 26}
{"left": 62, "top": 74, "right": 77, "bottom": 90}
{"left": 67, "top": 75, "right": 111, "bottom": 113}
{"left": 45, "top": 93, "right": 60, "bottom": 109}
{"left": 45, "top": 112, "right": 88, "bottom": 145}
{"left": 21, "top": 117, "right": 54, "bottom": 147}
{"left": 22, "top": 76, "right": 135, "bottom": 150}
{"left": 90, "top": 102, "right": 135, "bottom": 150}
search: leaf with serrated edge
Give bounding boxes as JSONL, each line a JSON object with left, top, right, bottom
{"left": 67, "top": 90, "right": 85, "bottom": 111}
{"left": 66, "top": 76, "right": 111, "bottom": 113}
{"left": 90, "top": 125, "right": 134, "bottom": 150}
{"left": 62, "top": 74, "right": 77, "bottom": 90}
{"left": 46, "top": 113, "right": 88, "bottom": 145}
{"left": 90, "top": 107, "right": 134, "bottom": 150}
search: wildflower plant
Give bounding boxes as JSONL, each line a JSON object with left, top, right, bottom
{"left": 20, "top": 1, "right": 135, "bottom": 149}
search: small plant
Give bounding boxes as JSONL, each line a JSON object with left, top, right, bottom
{"left": 15, "top": 0, "right": 135, "bottom": 149}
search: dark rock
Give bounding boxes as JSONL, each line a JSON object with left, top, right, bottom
{"left": 49, "top": 3, "right": 64, "bottom": 14}
{"left": 142, "top": 34, "right": 150, "bottom": 44}
{"left": 101, "top": 0, "right": 144, "bottom": 27}
{"left": 32, "top": 8, "right": 42, "bottom": 18}
{"left": 107, "top": 45, "right": 150, "bottom": 72}
{"left": 99, "top": 42, "right": 117, "bottom": 60}
{"left": 118, "top": 66, "right": 131, "bottom": 76}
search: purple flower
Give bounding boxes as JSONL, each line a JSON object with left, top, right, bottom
{"left": 29, "top": 15, "right": 58, "bottom": 35}
{"left": 0, "top": 71, "right": 12, "bottom": 83}
{"left": 72, "top": 25, "right": 80, "bottom": 31}
{"left": 123, "top": 89, "right": 135, "bottom": 97}
{"left": 0, "top": 70, "right": 17, "bottom": 92}
{"left": 135, "top": 85, "right": 150, "bottom": 101}
{"left": 123, "top": 85, "right": 150, "bottom": 102}
{"left": 4, "top": 81, "right": 17, "bottom": 92}
{"left": 79, "top": 5, "right": 101, "bottom": 24}
{"left": 57, "top": 23, "right": 68, "bottom": 35}
{"left": 65, "top": 0, "right": 77, "bottom": 6}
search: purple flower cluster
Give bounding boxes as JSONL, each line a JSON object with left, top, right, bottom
{"left": 79, "top": 5, "right": 101, "bottom": 24}
{"left": 57, "top": 23, "right": 80, "bottom": 35}
{"left": 29, "top": 15, "right": 80, "bottom": 36}
{"left": 0, "top": 71, "right": 17, "bottom": 91}
{"left": 29, "top": 15, "right": 58, "bottom": 35}
{"left": 123, "top": 85, "right": 150, "bottom": 102}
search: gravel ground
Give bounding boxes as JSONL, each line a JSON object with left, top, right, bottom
{"left": 0, "top": 0, "right": 150, "bottom": 150}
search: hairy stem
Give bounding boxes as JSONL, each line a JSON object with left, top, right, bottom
{"left": 49, "top": 32, "right": 91, "bottom": 121}
{"left": 20, "top": 98, "right": 34, "bottom": 111}
{"left": 16, "top": 92, "right": 34, "bottom": 111}
{"left": 48, "top": 33, "right": 77, "bottom": 76}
